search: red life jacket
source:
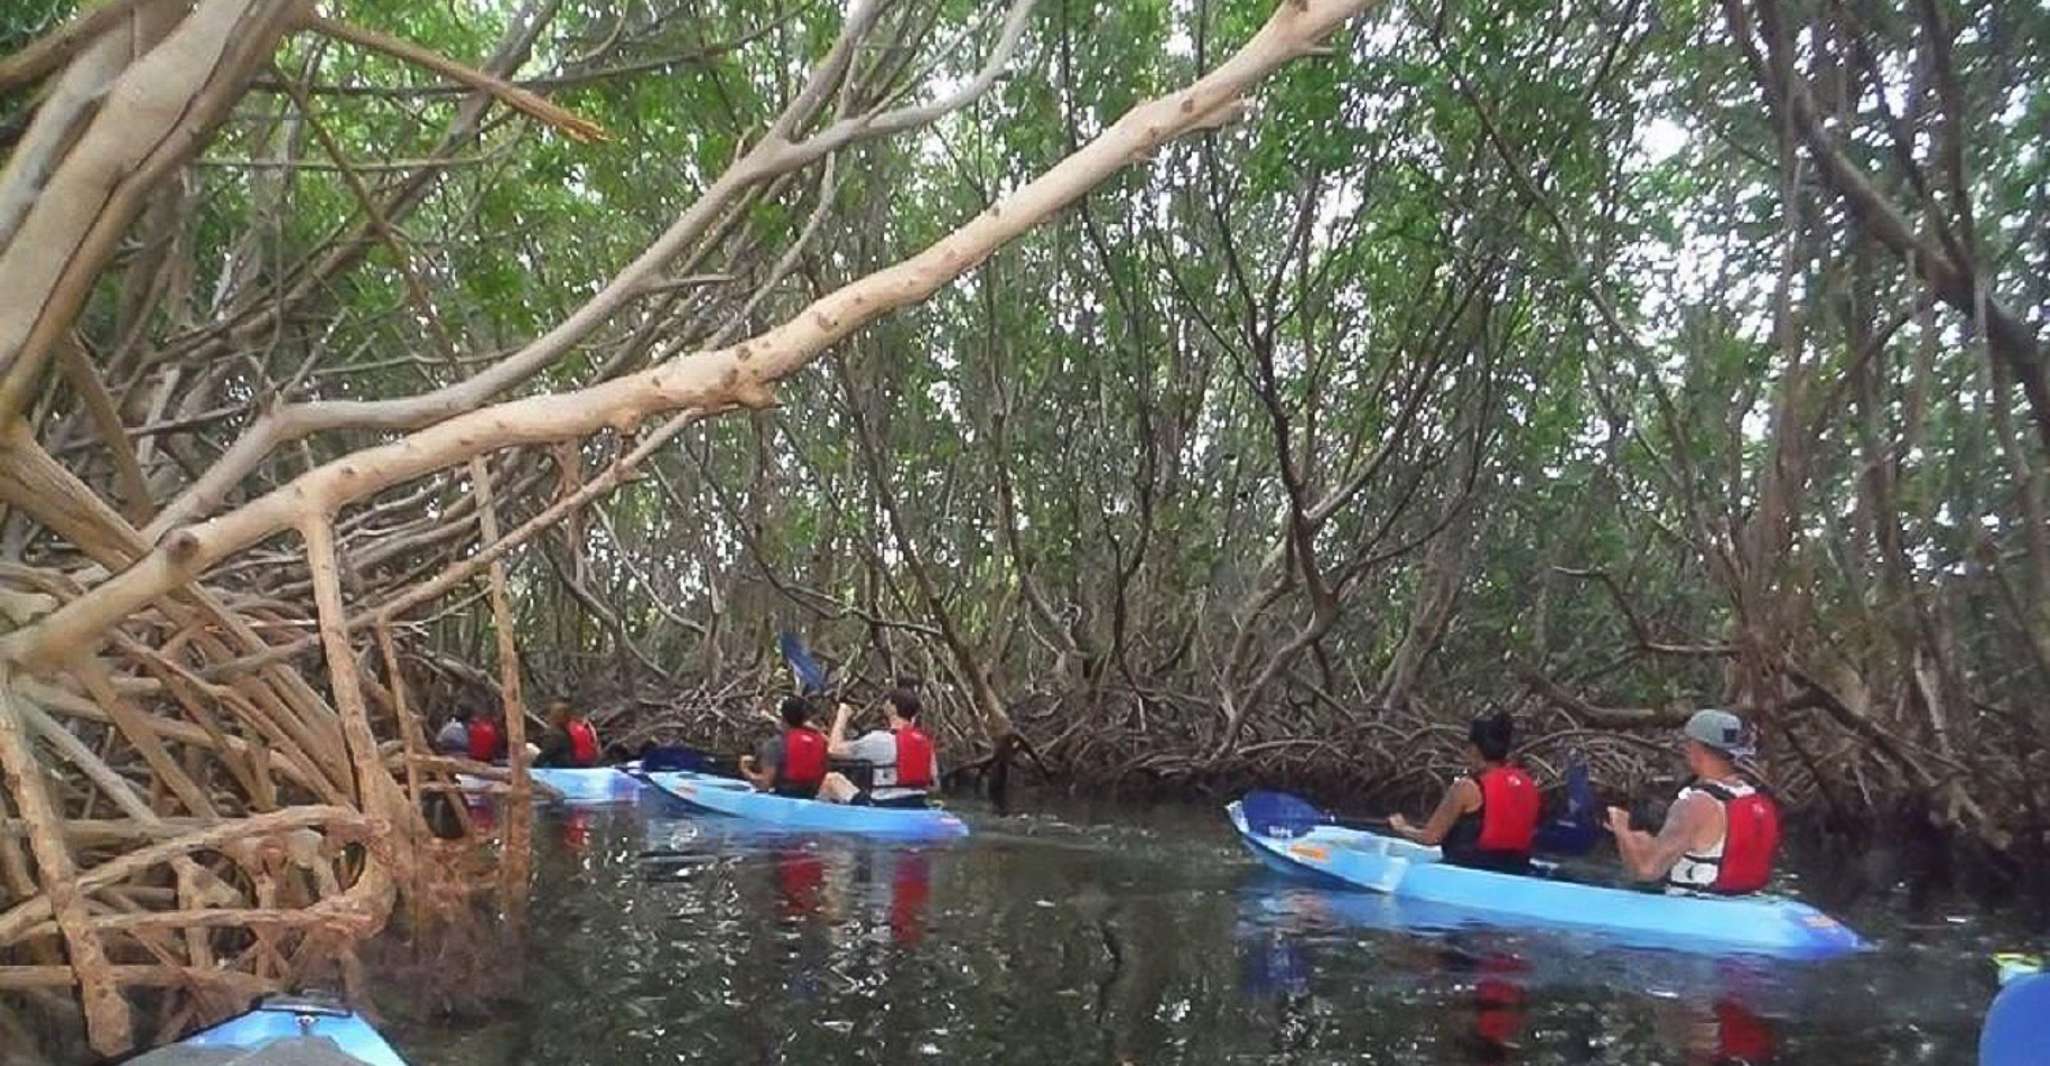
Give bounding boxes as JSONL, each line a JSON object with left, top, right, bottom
{"left": 892, "top": 725, "right": 935, "bottom": 790}
{"left": 1474, "top": 764, "right": 1540, "bottom": 854}
{"left": 467, "top": 718, "right": 501, "bottom": 762}
{"left": 779, "top": 727, "right": 827, "bottom": 788}
{"left": 566, "top": 719, "right": 599, "bottom": 767}
{"left": 1696, "top": 780, "right": 1781, "bottom": 894}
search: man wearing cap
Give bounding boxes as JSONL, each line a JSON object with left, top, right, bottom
{"left": 1607, "top": 709, "right": 1782, "bottom": 895}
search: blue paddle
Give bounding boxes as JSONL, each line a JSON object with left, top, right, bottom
{"left": 633, "top": 743, "right": 734, "bottom": 775}
{"left": 778, "top": 630, "right": 829, "bottom": 694}
{"left": 1532, "top": 758, "right": 1601, "bottom": 856}
{"left": 1239, "top": 790, "right": 1390, "bottom": 836}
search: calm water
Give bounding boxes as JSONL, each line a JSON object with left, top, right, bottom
{"left": 381, "top": 792, "right": 2016, "bottom": 1065}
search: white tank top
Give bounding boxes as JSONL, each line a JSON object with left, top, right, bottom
{"left": 1666, "top": 780, "right": 1753, "bottom": 890}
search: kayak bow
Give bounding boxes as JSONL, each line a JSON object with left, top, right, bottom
{"left": 454, "top": 766, "right": 646, "bottom": 805}
{"left": 645, "top": 770, "right": 968, "bottom": 841}
{"left": 129, "top": 994, "right": 407, "bottom": 1065}
{"left": 1227, "top": 799, "right": 1865, "bottom": 960}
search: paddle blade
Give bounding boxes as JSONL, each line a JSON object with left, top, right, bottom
{"left": 1240, "top": 790, "right": 1335, "bottom": 837}
{"left": 1533, "top": 758, "right": 1601, "bottom": 856}
{"left": 778, "top": 630, "right": 829, "bottom": 694}
{"left": 641, "top": 744, "right": 711, "bottom": 773}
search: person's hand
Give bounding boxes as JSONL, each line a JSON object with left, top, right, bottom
{"left": 738, "top": 755, "right": 755, "bottom": 772}
{"left": 1388, "top": 813, "right": 1412, "bottom": 835}
{"left": 1606, "top": 806, "right": 1631, "bottom": 835}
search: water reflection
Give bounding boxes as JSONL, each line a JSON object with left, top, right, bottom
{"left": 376, "top": 794, "right": 1993, "bottom": 1065}
{"left": 1237, "top": 879, "right": 1801, "bottom": 1064}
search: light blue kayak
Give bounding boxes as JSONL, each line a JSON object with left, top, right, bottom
{"left": 456, "top": 766, "right": 644, "bottom": 805}
{"left": 1227, "top": 800, "right": 1865, "bottom": 960}
{"left": 645, "top": 770, "right": 969, "bottom": 841}
{"left": 532, "top": 766, "right": 643, "bottom": 804}
{"left": 134, "top": 994, "right": 406, "bottom": 1064}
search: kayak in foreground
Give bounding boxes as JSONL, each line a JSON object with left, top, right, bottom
{"left": 1982, "top": 956, "right": 2048, "bottom": 1066}
{"left": 1227, "top": 800, "right": 1865, "bottom": 960}
{"left": 644, "top": 770, "right": 969, "bottom": 841}
{"left": 454, "top": 766, "right": 645, "bottom": 805}
{"left": 128, "top": 994, "right": 406, "bottom": 1065}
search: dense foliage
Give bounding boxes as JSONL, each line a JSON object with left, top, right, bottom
{"left": 5, "top": 0, "right": 2047, "bottom": 892}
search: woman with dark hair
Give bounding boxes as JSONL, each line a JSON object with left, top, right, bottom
{"left": 1388, "top": 710, "right": 1540, "bottom": 873}
{"left": 738, "top": 695, "right": 828, "bottom": 798}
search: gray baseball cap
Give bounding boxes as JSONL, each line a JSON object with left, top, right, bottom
{"left": 1683, "top": 708, "right": 1752, "bottom": 756}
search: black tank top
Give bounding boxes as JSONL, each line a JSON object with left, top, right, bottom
{"left": 1440, "top": 777, "right": 1530, "bottom": 874}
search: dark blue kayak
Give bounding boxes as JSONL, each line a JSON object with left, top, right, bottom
{"left": 129, "top": 995, "right": 406, "bottom": 1065}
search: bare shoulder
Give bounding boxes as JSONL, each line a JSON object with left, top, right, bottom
{"left": 1672, "top": 790, "right": 1723, "bottom": 837}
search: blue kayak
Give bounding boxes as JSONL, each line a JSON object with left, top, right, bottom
{"left": 1228, "top": 800, "right": 1865, "bottom": 960}
{"left": 1982, "top": 963, "right": 2049, "bottom": 1066}
{"left": 456, "top": 766, "right": 644, "bottom": 805}
{"left": 133, "top": 994, "right": 406, "bottom": 1064}
{"left": 532, "top": 766, "right": 643, "bottom": 804}
{"left": 645, "top": 770, "right": 969, "bottom": 841}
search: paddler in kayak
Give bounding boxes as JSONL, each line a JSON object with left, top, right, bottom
{"left": 1608, "top": 708, "right": 1782, "bottom": 894}
{"left": 1388, "top": 710, "right": 1540, "bottom": 873}
{"left": 536, "top": 698, "right": 601, "bottom": 768}
{"left": 815, "top": 687, "right": 939, "bottom": 808}
{"left": 466, "top": 706, "right": 505, "bottom": 764}
{"left": 738, "top": 695, "right": 830, "bottom": 798}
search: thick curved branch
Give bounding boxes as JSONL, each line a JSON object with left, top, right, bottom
{"left": 146, "top": 0, "right": 1040, "bottom": 536}
{"left": 6, "top": 0, "right": 1381, "bottom": 678}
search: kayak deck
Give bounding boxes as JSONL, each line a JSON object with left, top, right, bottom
{"left": 1227, "top": 800, "right": 1865, "bottom": 960}
{"left": 129, "top": 995, "right": 406, "bottom": 1065}
{"left": 645, "top": 770, "right": 968, "bottom": 841}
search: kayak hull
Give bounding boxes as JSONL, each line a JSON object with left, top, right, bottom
{"left": 532, "top": 767, "right": 642, "bottom": 804}
{"left": 138, "top": 995, "right": 406, "bottom": 1065}
{"left": 1227, "top": 801, "right": 1865, "bottom": 960}
{"left": 646, "top": 770, "right": 969, "bottom": 841}
{"left": 1982, "top": 971, "right": 2050, "bottom": 1066}
{"left": 455, "top": 766, "right": 643, "bottom": 805}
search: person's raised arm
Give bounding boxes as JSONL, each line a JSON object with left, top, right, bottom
{"left": 1391, "top": 779, "right": 1475, "bottom": 845}
{"left": 737, "top": 754, "right": 774, "bottom": 792}
{"left": 1609, "top": 796, "right": 1708, "bottom": 882}
{"left": 827, "top": 701, "right": 856, "bottom": 757}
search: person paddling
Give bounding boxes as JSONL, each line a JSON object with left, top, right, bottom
{"left": 1389, "top": 710, "right": 1540, "bottom": 873}
{"left": 738, "top": 696, "right": 829, "bottom": 798}
{"left": 1608, "top": 708, "right": 1781, "bottom": 894}
{"left": 433, "top": 705, "right": 471, "bottom": 756}
{"left": 815, "top": 688, "right": 938, "bottom": 808}
{"left": 536, "top": 699, "right": 601, "bottom": 768}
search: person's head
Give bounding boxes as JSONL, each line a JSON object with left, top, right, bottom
{"left": 546, "top": 699, "right": 573, "bottom": 727}
{"left": 780, "top": 695, "right": 814, "bottom": 728}
{"left": 1682, "top": 708, "right": 1749, "bottom": 777}
{"left": 1466, "top": 709, "right": 1515, "bottom": 767}
{"left": 883, "top": 688, "right": 921, "bottom": 726}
